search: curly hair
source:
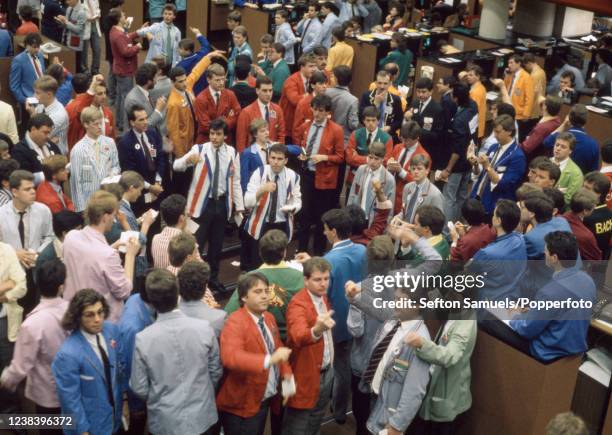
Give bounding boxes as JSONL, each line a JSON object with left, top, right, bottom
{"left": 61, "top": 289, "right": 109, "bottom": 331}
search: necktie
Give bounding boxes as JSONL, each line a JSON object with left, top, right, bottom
{"left": 418, "top": 101, "right": 423, "bottom": 114}
{"left": 32, "top": 55, "right": 42, "bottom": 78}
{"left": 258, "top": 316, "right": 279, "bottom": 379}
{"left": 214, "top": 91, "right": 220, "bottom": 109}
{"left": 264, "top": 105, "right": 270, "bottom": 123}
{"left": 18, "top": 211, "right": 26, "bottom": 248}
{"left": 366, "top": 131, "right": 373, "bottom": 148}
{"left": 404, "top": 184, "right": 420, "bottom": 223}
{"left": 352, "top": 4, "right": 356, "bottom": 17}
{"left": 398, "top": 147, "right": 410, "bottom": 168}
{"left": 165, "top": 25, "right": 173, "bottom": 66}
{"left": 268, "top": 174, "right": 279, "bottom": 223}
{"left": 362, "top": 320, "right": 400, "bottom": 385}
{"left": 476, "top": 146, "right": 503, "bottom": 198}
{"left": 304, "top": 79, "right": 309, "bottom": 93}
{"left": 212, "top": 148, "right": 220, "bottom": 200}
{"left": 306, "top": 124, "right": 322, "bottom": 156}
{"left": 378, "top": 101, "right": 386, "bottom": 128}
{"left": 96, "top": 334, "right": 115, "bottom": 411}
{"left": 185, "top": 92, "right": 197, "bottom": 142}
{"left": 140, "top": 134, "right": 155, "bottom": 172}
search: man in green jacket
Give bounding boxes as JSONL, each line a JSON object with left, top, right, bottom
{"left": 254, "top": 42, "right": 291, "bottom": 102}
{"left": 552, "top": 131, "right": 583, "bottom": 207}
{"left": 224, "top": 229, "right": 303, "bottom": 340}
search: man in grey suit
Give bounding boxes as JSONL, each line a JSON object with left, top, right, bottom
{"left": 400, "top": 154, "right": 444, "bottom": 223}
{"left": 130, "top": 269, "right": 223, "bottom": 435}
{"left": 177, "top": 260, "right": 227, "bottom": 338}
{"left": 326, "top": 65, "right": 360, "bottom": 143}
{"left": 150, "top": 58, "right": 173, "bottom": 106}
{"left": 123, "top": 63, "right": 166, "bottom": 133}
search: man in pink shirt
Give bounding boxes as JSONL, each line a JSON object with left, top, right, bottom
{"left": 62, "top": 190, "right": 140, "bottom": 322}
{"left": 1, "top": 259, "right": 68, "bottom": 415}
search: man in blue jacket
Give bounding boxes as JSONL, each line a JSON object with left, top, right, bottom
{"left": 177, "top": 27, "right": 211, "bottom": 97}
{"left": 0, "top": 28, "right": 12, "bottom": 57}
{"left": 543, "top": 104, "right": 599, "bottom": 175}
{"left": 118, "top": 289, "right": 154, "bottom": 435}
{"left": 52, "top": 289, "right": 124, "bottom": 435}
{"left": 9, "top": 33, "right": 45, "bottom": 105}
{"left": 320, "top": 208, "right": 367, "bottom": 423}
{"left": 510, "top": 231, "right": 596, "bottom": 362}
{"left": 468, "top": 199, "right": 527, "bottom": 301}
{"left": 471, "top": 114, "right": 527, "bottom": 218}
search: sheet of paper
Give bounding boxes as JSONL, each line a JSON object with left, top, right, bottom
{"left": 586, "top": 105, "right": 609, "bottom": 114}
{"left": 185, "top": 217, "right": 199, "bottom": 234}
{"left": 118, "top": 231, "right": 140, "bottom": 253}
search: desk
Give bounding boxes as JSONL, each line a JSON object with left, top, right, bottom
{"left": 449, "top": 31, "right": 502, "bottom": 52}
{"left": 241, "top": 6, "right": 275, "bottom": 56}
{"left": 186, "top": 0, "right": 231, "bottom": 38}
{"left": 123, "top": 0, "right": 144, "bottom": 31}
{"left": 346, "top": 30, "right": 448, "bottom": 98}
{"left": 461, "top": 328, "right": 581, "bottom": 435}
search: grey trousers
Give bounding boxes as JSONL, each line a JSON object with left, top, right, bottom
{"left": 114, "top": 75, "right": 134, "bottom": 132}
{"left": 442, "top": 171, "right": 471, "bottom": 223}
{"left": 282, "top": 367, "right": 334, "bottom": 435}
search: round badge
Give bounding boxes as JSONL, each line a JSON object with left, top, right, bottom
{"left": 135, "top": 144, "right": 141, "bottom": 150}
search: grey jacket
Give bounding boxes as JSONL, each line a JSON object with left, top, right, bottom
{"left": 326, "top": 86, "right": 360, "bottom": 142}
{"left": 62, "top": 2, "right": 87, "bottom": 51}
{"left": 366, "top": 319, "right": 431, "bottom": 434}
{"left": 123, "top": 86, "right": 165, "bottom": 133}
{"left": 401, "top": 179, "right": 444, "bottom": 222}
{"left": 150, "top": 77, "right": 173, "bottom": 106}
{"left": 130, "top": 310, "right": 223, "bottom": 435}
{"left": 179, "top": 299, "right": 228, "bottom": 338}
{"left": 347, "top": 164, "right": 395, "bottom": 224}
{"left": 362, "top": 0, "right": 382, "bottom": 33}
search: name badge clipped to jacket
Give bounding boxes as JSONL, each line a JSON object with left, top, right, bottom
{"left": 423, "top": 117, "right": 433, "bottom": 131}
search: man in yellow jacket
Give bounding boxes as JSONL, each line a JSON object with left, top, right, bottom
{"left": 166, "top": 50, "right": 226, "bottom": 158}
{"left": 503, "top": 54, "right": 535, "bottom": 142}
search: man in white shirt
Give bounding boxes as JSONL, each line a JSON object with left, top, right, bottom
{"left": 26, "top": 76, "right": 69, "bottom": 155}
{"left": 0, "top": 170, "right": 54, "bottom": 314}
{"left": 244, "top": 143, "right": 302, "bottom": 268}
{"left": 0, "top": 90, "right": 19, "bottom": 145}
{"left": 173, "top": 118, "right": 244, "bottom": 293}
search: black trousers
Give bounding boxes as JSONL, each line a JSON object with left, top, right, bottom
{"left": 297, "top": 170, "right": 336, "bottom": 256}
{"left": 34, "top": 405, "right": 63, "bottom": 435}
{"left": 350, "top": 374, "right": 372, "bottom": 435}
{"left": 220, "top": 399, "right": 270, "bottom": 435}
{"left": 195, "top": 197, "right": 228, "bottom": 282}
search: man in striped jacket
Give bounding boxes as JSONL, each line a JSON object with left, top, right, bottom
{"left": 172, "top": 118, "right": 244, "bottom": 293}
{"left": 243, "top": 143, "right": 302, "bottom": 269}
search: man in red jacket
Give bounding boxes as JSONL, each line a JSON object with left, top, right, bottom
{"left": 449, "top": 199, "right": 496, "bottom": 263}
{"left": 194, "top": 63, "right": 241, "bottom": 144}
{"left": 297, "top": 94, "right": 344, "bottom": 255}
{"left": 236, "top": 76, "right": 285, "bottom": 152}
{"left": 284, "top": 257, "right": 335, "bottom": 434}
{"left": 217, "top": 273, "right": 294, "bottom": 434}
{"left": 279, "top": 54, "right": 317, "bottom": 142}
{"left": 108, "top": 8, "right": 142, "bottom": 132}
{"left": 36, "top": 155, "right": 74, "bottom": 213}
{"left": 562, "top": 189, "right": 602, "bottom": 261}
{"left": 66, "top": 74, "right": 115, "bottom": 151}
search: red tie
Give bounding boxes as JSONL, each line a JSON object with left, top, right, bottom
{"left": 32, "top": 55, "right": 42, "bottom": 78}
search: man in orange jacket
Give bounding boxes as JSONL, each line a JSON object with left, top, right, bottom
{"left": 503, "top": 54, "right": 535, "bottom": 142}
{"left": 283, "top": 257, "right": 336, "bottom": 434}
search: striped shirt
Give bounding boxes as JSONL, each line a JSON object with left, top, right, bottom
{"left": 69, "top": 134, "right": 121, "bottom": 212}
{"left": 0, "top": 188, "right": 12, "bottom": 207}
{"left": 36, "top": 99, "right": 69, "bottom": 155}
{"left": 151, "top": 226, "right": 183, "bottom": 270}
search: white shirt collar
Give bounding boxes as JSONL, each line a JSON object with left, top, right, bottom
{"left": 600, "top": 165, "right": 612, "bottom": 174}
{"left": 273, "top": 58, "right": 282, "bottom": 68}
{"left": 552, "top": 156, "right": 570, "bottom": 172}
{"left": 257, "top": 99, "right": 270, "bottom": 117}
{"left": 25, "top": 132, "right": 47, "bottom": 153}
{"left": 246, "top": 308, "right": 264, "bottom": 324}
